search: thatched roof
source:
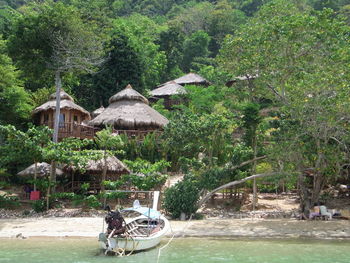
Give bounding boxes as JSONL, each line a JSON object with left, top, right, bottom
{"left": 109, "top": 84, "right": 148, "bottom": 104}
{"left": 32, "top": 89, "right": 90, "bottom": 118}
{"left": 89, "top": 84, "right": 169, "bottom": 130}
{"left": 150, "top": 81, "right": 187, "bottom": 97}
{"left": 68, "top": 156, "right": 130, "bottom": 175}
{"left": 173, "top": 73, "right": 210, "bottom": 86}
{"left": 17, "top": 162, "right": 63, "bottom": 177}
{"left": 92, "top": 106, "right": 105, "bottom": 118}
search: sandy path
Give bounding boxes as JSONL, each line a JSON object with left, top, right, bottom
{"left": 1, "top": 218, "right": 349, "bottom": 239}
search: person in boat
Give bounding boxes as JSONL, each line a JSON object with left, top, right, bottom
{"left": 105, "top": 206, "right": 126, "bottom": 236}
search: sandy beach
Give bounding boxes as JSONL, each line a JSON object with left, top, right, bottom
{"left": 1, "top": 217, "right": 350, "bottom": 239}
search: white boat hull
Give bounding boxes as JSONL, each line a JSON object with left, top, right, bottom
{"left": 99, "top": 215, "right": 170, "bottom": 252}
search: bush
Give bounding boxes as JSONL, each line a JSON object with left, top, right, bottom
{"left": 32, "top": 199, "right": 47, "bottom": 213}
{"left": 163, "top": 175, "right": 200, "bottom": 219}
{"left": 85, "top": 195, "right": 101, "bottom": 209}
{"left": 0, "top": 194, "right": 20, "bottom": 209}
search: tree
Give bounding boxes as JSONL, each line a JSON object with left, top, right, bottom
{"left": 218, "top": 0, "right": 350, "bottom": 209}
{"left": 0, "top": 39, "right": 32, "bottom": 128}
{"left": 208, "top": 0, "right": 246, "bottom": 56}
{"left": 0, "top": 125, "right": 52, "bottom": 186}
{"left": 181, "top": 31, "right": 210, "bottom": 72}
{"left": 76, "top": 31, "right": 144, "bottom": 108}
{"left": 158, "top": 25, "right": 185, "bottom": 81}
{"left": 8, "top": 1, "right": 104, "bottom": 142}
{"left": 94, "top": 128, "right": 124, "bottom": 192}
{"left": 242, "top": 103, "right": 262, "bottom": 209}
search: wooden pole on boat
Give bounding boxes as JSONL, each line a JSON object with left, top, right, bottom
{"left": 152, "top": 191, "right": 160, "bottom": 210}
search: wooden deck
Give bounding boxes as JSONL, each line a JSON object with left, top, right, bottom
{"left": 43, "top": 121, "right": 99, "bottom": 140}
{"left": 41, "top": 122, "right": 162, "bottom": 140}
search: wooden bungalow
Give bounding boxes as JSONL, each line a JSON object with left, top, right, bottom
{"left": 32, "top": 90, "right": 98, "bottom": 140}
{"left": 89, "top": 84, "right": 169, "bottom": 138}
{"left": 149, "top": 81, "right": 187, "bottom": 109}
{"left": 150, "top": 73, "right": 209, "bottom": 109}
{"left": 63, "top": 156, "right": 130, "bottom": 192}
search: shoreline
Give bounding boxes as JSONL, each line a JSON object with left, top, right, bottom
{"left": 1, "top": 217, "right": 350, "bottom": 240}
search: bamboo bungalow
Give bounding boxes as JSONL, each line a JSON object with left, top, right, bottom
{"left": 32, "top": 90, "right": 97, "bottom": 140}
{"left": 149, "top": 81, "right": 187, "bottom": 109}
{"left": 89, "top": 84, "right": 169, "bottom": 138}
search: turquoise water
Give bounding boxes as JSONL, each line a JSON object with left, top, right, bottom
{"left": 0, "top": 237, "right": 350, "bottom": 263}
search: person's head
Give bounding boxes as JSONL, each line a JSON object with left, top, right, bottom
{"left": 104, "top": 205, "right": 111, "bottom": 212}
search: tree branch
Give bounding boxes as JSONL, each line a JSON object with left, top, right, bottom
{"left": 229, "top": 155, "right": 267, "bottom": 170}
{"left": 197, "top": 171, "right": 299, "bottom": 208}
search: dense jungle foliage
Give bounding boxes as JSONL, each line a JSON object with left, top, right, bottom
{"left": 1, "top": 0, "right": 350, "bottom": 217}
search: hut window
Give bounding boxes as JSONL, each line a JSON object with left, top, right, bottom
{"left": 73, "top": 115, "right": 78, "bottom": 122}
{"left": 44, "top": 114, "right": 49, "bottom": 123}
{"left": 59, "top": 114, "right": 65, "bottom": 127}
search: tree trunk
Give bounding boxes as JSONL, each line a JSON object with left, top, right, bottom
{"left": 50, "top": 70, "right": 61, "bottom": 195}
{"left": 101, "top": 151, "right": 107, "bottom": 193}
{"left": 34, "top": 162, "right": 37, "bottom": 192}
{"left": 53, "top": 70, "right": 62, "bottom": 143}
{"left": 252, "top": 132, "right": 258, "bottom": 211}
{"left": 50, "top": 161, "right": 57, "bottom": 194}
{"left": 298, "top": 174, "right": 311, "bottom": 218}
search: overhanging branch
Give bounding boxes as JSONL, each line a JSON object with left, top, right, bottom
{"left": 197, "top": 171, "right": 299, "bottom": 208}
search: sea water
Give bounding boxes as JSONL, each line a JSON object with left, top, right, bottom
{"left": 0, "top": 237, "right": 349, "bottom": 263}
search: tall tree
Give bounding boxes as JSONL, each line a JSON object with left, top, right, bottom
{"left": 181, "top": 30, "right": 210, "bottom": 72}
{"left": 0, "top": 39, "right": 32, "bottom": 127}
{"left": 8, "top": 1, "right": 104, "bottom": 142}
{"left": 218, "top": 0, "right": 350, "bottom": 210}
{"left": 9, "top": 1, "right": 104, "bottom": 193}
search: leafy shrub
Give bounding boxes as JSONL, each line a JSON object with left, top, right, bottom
{"left": 163, "top": 175, "right": 200, "bottom": 219}
{"left": 32, "top": 199, "right": 47, "bottom": 213}
{"left": 85, "top": 195, "right": 101, "bottom": 209}
{"left": 108, "top": 159, "right": 169, "bottom": 191}
{"left": 0, "top": 181, "right": 11, "bottom": 189}
{"left": 52, "top": 192, "right": 76, "bottom": 200}
{"left": 0, "top": 194, "right": 20, "bottom": 209}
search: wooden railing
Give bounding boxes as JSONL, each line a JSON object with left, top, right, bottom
{"left": 42, "top": 122, "right": 100, "bottom": 140}
{"left": 62, "top": 181, "right": 101, "bottom": 193}
{"left": 111, "top": 129, "right": 162, "bottom": 140}
{"left": 41, "top": 122, "right": 162, "bottom": 140}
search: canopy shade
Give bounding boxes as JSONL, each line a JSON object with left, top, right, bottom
{"left": 122, "top": 207, "right": 161, "bottom": 219}
{"left": 17, "top": 162, "right": 63, "bottom": 177}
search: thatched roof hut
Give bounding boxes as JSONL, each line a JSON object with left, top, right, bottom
{"left": 89, "top": 84, "right": 169, "bottom": 130}
{"left": 150, "top": 81, "right": 187, "bottom": 97}
{"left": 172, "top": 73, "right": 210, "bottom": 86}
{"left": 17, "top": 162, "right": 63, "bottom": 177}
{"left": 84, "top": 156, "right": 130, "bottom": 175}
{"left": 91, "top": 106, "right": 105, "bottom": 118}
{"left": 33, "top": 90, "right": 90, "bottom": 119}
